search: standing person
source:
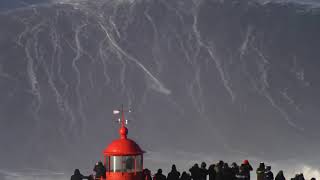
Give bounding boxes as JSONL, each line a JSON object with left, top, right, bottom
{"left": 190, "top": 163, "right": 201, "bottom": 180}
{"left": 275, "top": 170, "right": 286, "bottom": 180}
{"left": 143, "top": 169, "right": 152, "bottom": 180}
{"left": 236, "top": 165, "right": 248, "bottom": 180}
{"left": 200, "top": 162, "right": 209, "bottom": 180}
{"left": 256, "top": 163, "right": 266, "bottom": 180}
{"left": 208, "top": 164, "right": 216, "bottom": 180}
{"left": 168, "top": 164, "right": 181, "bottom": 180}
{"left": 215, "top": 161, "right": 224, "bottom": 180}
{"left": 242, "top": 160, "right": 253, "bottom": 180}
{"left": 292, "top": 174, "right": 300, "bottom": 180}
{"left": 71, "top": 169, "right": 89, "bottom": 180}
{"left": 231, "top": 163, "right": 239, "bottom": 180}
{"left": 222, "top": 163, "right": 232, "bottom": 180}
{"left": 154, "top": 169, "right": 167, "bottom": 180}
{"left": 297, "top": 174, "right": 305, "bottom": 180}
{"left": 93, "top": 161, "right": 106, "bottom": 180}
{"left": 264, "top": 166, "right": 274, "bottom": 180}
{"left": 181, "top": 171, "right": 192, "bottom": 180}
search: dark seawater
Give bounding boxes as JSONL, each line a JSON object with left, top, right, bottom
{"left": 0, "top": 0, "right": 319, "bottom": 176}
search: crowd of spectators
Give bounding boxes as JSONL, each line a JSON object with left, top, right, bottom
{"left": 71, "top": 160, "right": 316, "bottom": 180}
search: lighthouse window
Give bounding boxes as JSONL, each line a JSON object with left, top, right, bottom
{"left": 110, "top": 156, "right": 123, "bottom": 172}
{"left": 135, "top": 155, "right": 142, "bottom": 172}
{"left": 109, "top": 155, "right": 143, "bottom": 172}
{"left": 123, "top": 156, "right": 135, "bottom": 172}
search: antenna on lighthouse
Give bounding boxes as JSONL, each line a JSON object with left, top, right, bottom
{"left": 113, "top": 104, "right": 132, "bottom": 126}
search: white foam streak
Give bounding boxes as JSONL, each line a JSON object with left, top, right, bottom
{"left": 98, "top": 22, "right": 171, "bottom": 95}
{"left": 192, "top": 8, "right": 235, "bottom": 102}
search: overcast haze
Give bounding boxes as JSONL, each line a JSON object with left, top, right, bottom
{"left": 0, "top": 0, "right": 320, "bottom": 179}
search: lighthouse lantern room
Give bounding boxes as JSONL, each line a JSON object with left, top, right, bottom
{"left": 103, "top": 106, "right": 145, "bottom": 180}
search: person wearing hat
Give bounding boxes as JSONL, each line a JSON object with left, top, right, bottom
{"left": 256, "top": 162, "right": 266, "bottom": 180}
{"left": 71, "top": 169, "right": 90, "bottom": 180}
{"left": 93, "top": 161, "right": 106, "bottom": 180}
{"left": 241, "top": 160, "right": 253, "bottom": 180}
{"left": 236, "top": 165, "right": 248, "bottom": 180}
{"left": 264, "top": 166, "right": 274, "bottom": 180}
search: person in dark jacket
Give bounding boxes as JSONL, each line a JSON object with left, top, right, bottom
{"left": 154, "top": 169, "right": 167, "bottom": 180}
{"left": 275, "top": 170, "right": 285, "bottom": 180}
{"left": 200, "top": 162, "right": 209, "bottom": 180}
{"left": 297, "top": 174, "right": 305, "bottom": 180}
{"left": 231, "top": 163, "right": 239, "bottom": 180}
{"left": 292, "top": 174, "right": 299, "bottom": 180}
{"left": 222, "top": 163, "right": 233, "bottom": 180}
{"left": 168, "top": 164, "right": 181, "bottom": 180}
{"left": 241, "top": 160, "right": 253, "bottom": 180}
{"left": 71, "top": 169, "right": 89, "bottom": 180}
{"left": 215, "top": 161, "right": 224, "bottom": 180}
{"left": 256, "top": 163, "right": 266, "bottom": 180}
{"left": 264, "top": 166, "right": 274, "bottom": 180}
{"left": 180, "top": 171, "right": 192, "bottom": 180}
{"left": 143, "top": 168, "right": 152, "bottom": 180}
{"left": 93, "top": 161, "right": 106, "bottom": 179}
{"left": 208, "top": 164, "right": 216, "bottom": 180}
{"left": 236, "top": 165, "right": 248, "bottom": 180}
{"left": 190, "top": 163, "right": 201, "bottom": 180}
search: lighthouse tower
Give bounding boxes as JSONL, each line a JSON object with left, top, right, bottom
{"left": 103, "top": 107, "right": 145, "bottom": 180}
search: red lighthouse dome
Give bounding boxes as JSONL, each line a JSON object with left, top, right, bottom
{"left": 103, "top": 127, "right": 144, "bottom": 156}
{"left": 102, "top": 106, "right": 145, "bottom": 180}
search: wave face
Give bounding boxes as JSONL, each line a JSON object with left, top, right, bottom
{"left": 0, "top": 0, "right": 320, "bottom": 173}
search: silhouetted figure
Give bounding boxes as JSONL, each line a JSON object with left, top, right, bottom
{"left": 215, "top": 161, "right": 224, "bottom": 180}
{"left": 168, "top": 164, "right": 181, "bottom": 180}
{"left": 231, "top": 163, "right": 239, "bottom": 180}
{"left": 71, "top": 169, "right": 89, "bottom": 180}
{"left": 222, "top": 163, "right": 233, "bottom": 180}
{"left": 256, "top": 163, "right": 266, "bottom": 180}
{"left": 189, "top": 163, "right": 201, "bottom": 180}
{"left": 275, "top": 171, "right": 285, "bottom": 180}
{"left": 236, "top": 165, "right": 248, "bottom": 180}
{"left": 208, "top": 164, "right": 216, "bottom": 180}
{"left": 292, "top": 174, "right": 300, "bottom": 180}
{"left": 264, "top": 166, "right": 274, "bottom": 180}
{"left": 143, "top": 169, "right": 152, "bottom": 180}
{"left": 93, "top": 161, "right": 106, "bottom": 179}
{"left": 181, "top": 171, "right": 192, "bottom": 180}
{"left": 241, "top": 160, "right": 253, "bottom": 180}
{"left": 154, "top": 169, "right": 167, "bottom": 180}
{"left": 297, "top": 174, "right": 305, "bottom": 180}
{"left": 200, "top": 162, "right": 209, "bottom": 180}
